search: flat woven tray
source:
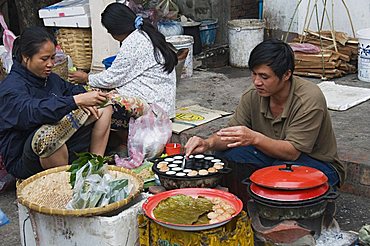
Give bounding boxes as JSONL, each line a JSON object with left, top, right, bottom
{"left": 17, "top": 165, "right": 143, "bottom": 216}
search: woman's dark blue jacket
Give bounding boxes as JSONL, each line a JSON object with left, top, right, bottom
{"left": 0, "top": 60, "right": 86, "bottom": 174}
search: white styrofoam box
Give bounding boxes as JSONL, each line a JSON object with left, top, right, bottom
{"left": 19, "top": 193, "right": 149, "bottom": 246}
{"left": 39, "top": 0, "right": 90, "bottom": 18}
{"left": 42, "top": 14, "right": 91, "bottom": 28}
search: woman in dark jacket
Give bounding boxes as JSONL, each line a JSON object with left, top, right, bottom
{"left": 0, "top": 26, "right": 112, "bottom": 179}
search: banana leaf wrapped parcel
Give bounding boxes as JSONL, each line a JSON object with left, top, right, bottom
{"left": 66, "top": 153, "right": 133, "bottom": 209}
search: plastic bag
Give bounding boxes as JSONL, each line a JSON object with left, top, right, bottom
{"left": 0, "top": 209, "right": 9, "bottom": 227}
{"left": 0, "top": 14, "right": 16, "bottom": 73}
{"left": 115, "top": 104, "right": 172, "bottom": 169}
{"left": 66, "top": 162, "right": 132, "bottom": 209}
{"left": 156, "top": 0, "right": 179, "bottom": 20}
{"left": 127, "top": 0, "right": 143, "bottom": 14}
{"left": 54, "top": 45, "right": 68, "bottom": 65}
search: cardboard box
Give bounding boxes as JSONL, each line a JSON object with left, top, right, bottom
{"left": 38, "top": 0, "right": 90, "bottom": 18}
{"left": 172, "top": 104, "right": 231, "bottom": 134}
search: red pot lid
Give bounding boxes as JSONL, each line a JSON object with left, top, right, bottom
{"left": 250, "top": 164, "right": 328, "bottom": 190}
{"left": 250, "top": 182, "right": 329, "bottom": 201}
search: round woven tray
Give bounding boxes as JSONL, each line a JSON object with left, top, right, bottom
{"left": 17, "top": 165, "right": 144, "bottom": 216}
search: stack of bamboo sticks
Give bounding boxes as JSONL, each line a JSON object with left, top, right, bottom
{"left": 291, "top": 30, "right": 358, "bottom": 79}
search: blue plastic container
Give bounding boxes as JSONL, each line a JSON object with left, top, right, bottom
{"left": 199, "top": 19, "right": 218, "bottom": 47}
{"left": 102, "top": 55, "right": 117, "bottom": 69}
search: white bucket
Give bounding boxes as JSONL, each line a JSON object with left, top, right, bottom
{"left": 228, "top": 19, "right": 265, "bottom": 68}
{"left": 357, "top": 28, "right": 370, "bottom": 82}
{"left": 166, "top": 35, "right": 194, "bottom": 78}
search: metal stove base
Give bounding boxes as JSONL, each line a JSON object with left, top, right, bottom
{"left": 247, "top": 199, "right": 337, "bottom": 245}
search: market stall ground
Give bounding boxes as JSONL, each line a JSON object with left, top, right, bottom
{"left": 1, "top": 67, "right": 370, "bottom": 245}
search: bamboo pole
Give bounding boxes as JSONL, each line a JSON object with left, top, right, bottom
{"left": 300, "top": 0, "right": 312, "bottom": 43}
{"left": 284, "top": 0, "right": 304, "bottom": 43}
{"left": 341, "top": 0, "right": 355, "bottom": 37}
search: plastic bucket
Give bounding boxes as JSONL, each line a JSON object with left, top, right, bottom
{"left": 102, "top": 55, "right": 116, "bottom": 69}
{"left": 357, "top": 28, "right": 370, "bottom": 82}
{"left": 199, "top": 19, "right": 218, "bottom": 47}
{"left": 166, "top": 35, "right": 194, "bottom": 79}
{"left": 228, "top": 19, "right": 265, "bottom": 68}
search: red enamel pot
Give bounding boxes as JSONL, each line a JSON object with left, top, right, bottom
{"left": 242, "top": 163, "right": 339, "bottom": 220}
{"left": 243, "top": 163, "right": 338, "bottom": 203}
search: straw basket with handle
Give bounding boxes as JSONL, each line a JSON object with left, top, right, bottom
{"left": 17, "top": 165, "right": 144, "bottom": 216}
{"left": 57, "top": 28, "right": 92, "bottom": 71}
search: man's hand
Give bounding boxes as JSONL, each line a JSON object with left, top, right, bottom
{"left": 217, "top": 126, "right": 259, "bottom": 148}
{"left": 68, "top": 70, "right": 88, "bottom": 84}
{"left": 184, "top": 136, "right": 211, "bottom": 157}
{"left": 73, "top": 91, "right": 108, "bottom": 108}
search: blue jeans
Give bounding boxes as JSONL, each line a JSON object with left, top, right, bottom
{"left": 216, "top": 145, "right": 340, "bottom": 187}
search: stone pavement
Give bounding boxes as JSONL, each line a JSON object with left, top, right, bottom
{"left": 1, "top": 68, "right": 370, "bottom": 245}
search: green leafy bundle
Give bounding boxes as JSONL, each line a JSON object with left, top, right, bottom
{"left": 67, "top": 152, "right": 112, "bottom": 188}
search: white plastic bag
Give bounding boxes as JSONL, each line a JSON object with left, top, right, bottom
{"left": 115, "top": 104, "right": 172, "bottom": 169}
{"left": 156, "top": 0, "right": 179, "bottom": 20}
{"left": 66, "top": 162, "right": 132, "bottom": 209}
{"left": 0, "top": 14, "right": 16, "bottom": 73}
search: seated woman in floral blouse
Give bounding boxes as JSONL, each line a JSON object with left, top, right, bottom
{"left": 69, "top": 2, "right": 178, "bottom": 131}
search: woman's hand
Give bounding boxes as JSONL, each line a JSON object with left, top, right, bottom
{"left": 184, "top": 136, "right": 211, "bottom": 157}
{"left": 73, "top": 91, "right": 108, "bottom": 108}
{"left": 81, "top": 106, "right": 100, "bottom": 119}
{"left": 68, "top": 70, "right": 88, "bottom": 84}
{"left": 216, "top": 126, "right": 259, "bottom": 148}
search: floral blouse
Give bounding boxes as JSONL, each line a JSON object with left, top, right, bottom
{"left": 88, "top": 29, "right": 176, "bottom": 118}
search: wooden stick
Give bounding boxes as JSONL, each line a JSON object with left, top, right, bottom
{"left": 305, "top": 29, "right": 357, "bottom": 44}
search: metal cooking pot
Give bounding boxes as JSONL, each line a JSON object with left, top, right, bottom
{"left": 242, "top": 163, "right": 339, "bottom": 220}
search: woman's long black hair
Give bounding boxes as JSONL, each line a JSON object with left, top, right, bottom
{"left": 101, "top": 3, "right": 178, "bottom": 74}
{"left": 12, "top": 26, "right": 57, "bottom": 63}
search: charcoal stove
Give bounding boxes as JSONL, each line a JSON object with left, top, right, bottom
{"left": 243, "top": 164, "right": 339, "bottom": 245}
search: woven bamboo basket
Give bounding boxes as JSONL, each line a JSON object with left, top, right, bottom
{"left": 0, "top": 59, "right": 7, "bottom": 81}
{"left": 52, "top": 58, "right": 68, "bottom": 81}
{"left": 57, "top": 28, "right": 92, "bottom": 71}
{"left": 17, "top": 165, "right": 144, "bottom": 216}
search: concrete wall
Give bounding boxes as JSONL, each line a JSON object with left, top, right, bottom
{"left": 264, "top": 0, "right": 370, "bottom": 38}
{"left": 176, "top": 0, "right": 258, "bottom": 44}
{"left": 176, "top": 0, "right": 229, "bottom": 44}
{"left": 231, "top": 0, "right": 258, "bottom": 19}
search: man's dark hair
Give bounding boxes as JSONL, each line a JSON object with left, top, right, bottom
{"left": 12, "top": 26, "right": 57, "bottom": 63}
{"left": 248, "top": 39, "right": 295, "bottom": 80}
{"left": 101, "top": 2, "right": 177, "bottom": 74}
